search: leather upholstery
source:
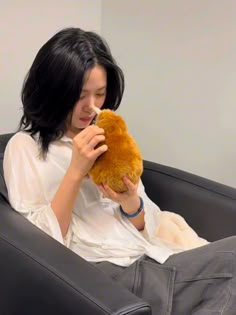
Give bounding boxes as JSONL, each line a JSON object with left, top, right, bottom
{"left": 0, "top": 133, "right": 236, "bottom": 314}
{"left": 0, "top": 133, "right": 150, "bottom": 315}
{"left": 142, "top": 161, "right": 236, "bottom": 241}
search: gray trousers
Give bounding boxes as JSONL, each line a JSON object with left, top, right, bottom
{"left": 94, "top": 236, "right": 236, "bottom": 315}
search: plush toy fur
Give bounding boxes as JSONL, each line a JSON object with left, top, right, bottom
{"left": 89, "top": 109, "right": 143, "bottom": 193}
{"left": 155, "top": 211, "right": 209, "bottom": 250}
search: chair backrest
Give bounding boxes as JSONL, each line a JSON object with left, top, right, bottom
{"left": 0, "top": 133, "right": 13, "bottom": 157}
{"left": 0, "top": 133, "right": 14, "bottom": 202}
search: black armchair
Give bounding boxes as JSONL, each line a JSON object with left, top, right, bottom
{"left": 0, "top": 133, "right": 236, "bottom": 315}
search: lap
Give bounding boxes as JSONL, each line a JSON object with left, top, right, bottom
{"left": 165, "top": 235, "right": 236, "bottom": 281}
{"left": 92, "top": 260, "right": 125, "bottom": 280}
{"left": 164, "top": 236, "right": 236, "bottom": 314}
{"left": 92, "top": 236, "right": 236, "bottom": 314}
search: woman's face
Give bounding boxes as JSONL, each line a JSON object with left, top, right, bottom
{"left": 66, "top": 65, "right": 107, "bottom": 138}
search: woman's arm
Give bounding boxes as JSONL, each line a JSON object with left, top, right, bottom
{"left": 4, "top": 133, "right": 66, "bottom": 243}
{"left": 4, "top": 127, "right": 107, "bottom": 239}
{"left": 51, "top": 167, "right": 83, "bottom": 237}
{"left": 99, "top": 176, "right": 145, "bottom": 231}
{"left": 51, "top": 125, "right": 107, "bottom": 237}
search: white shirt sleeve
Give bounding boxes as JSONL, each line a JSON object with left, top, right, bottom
{"left": 137, "top": 179, "right": 161, "bottom": 240}
{"left": 3, "top": 133, "right": 67, "bottom": 246}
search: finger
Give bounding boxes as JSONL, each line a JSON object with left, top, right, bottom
{"left": 73, "top": 128, "right": 105, "bottom": 153}
{"left": 123, "top": 176, "right": 136, "bottom": 192}
{"left": 73, "top": 125, "right": 97, "bottom": 139}
{"left": 98, "top": 184, "right": 109, "bottom": 199}
{"left": 103, "top": 184, "right": 118, "bottom": 199}
{"left": 91, "top": 144, "right": 108, "bottom": 160}
{"left": 88, "top": 134, "right": 105, "bottom": 150}
{"left": 83, "top": 126, "right": 105, "bottom": 142}
{"left": 73, "top": 126, "right": 104, "bottom": 145}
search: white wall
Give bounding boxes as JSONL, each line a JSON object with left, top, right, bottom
{"left": 0, "top": 0, "right": 101, "bottom": 133}
{"left": 101, "top": 0, "right": 236, "bottom": 187}
{"left": 1, "top": 0, "right": 235, "bottom": 187}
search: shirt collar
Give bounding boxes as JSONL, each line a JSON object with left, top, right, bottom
{"left": 60, "top": 135, "right": 73, "bottom": 143}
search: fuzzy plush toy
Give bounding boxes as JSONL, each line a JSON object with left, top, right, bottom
{"left": 155, "top": 211, "right": 209, "bottom": 250}
{"left": 88, "top": 107, "right": 143, "bottom": 193}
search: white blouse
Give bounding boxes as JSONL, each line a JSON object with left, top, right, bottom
{"left": 3, "top": 132, "right": 182, "bottom": 267}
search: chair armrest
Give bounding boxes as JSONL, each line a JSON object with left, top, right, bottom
{"left": 142, "top": 160, "right": 236, "bottom": 242}
{"left": 0, "top": 198, "right": 151, "bottom": 315}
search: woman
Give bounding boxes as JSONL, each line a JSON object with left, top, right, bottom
{"left": 3, "top": 28, "right": 236, "bottom": 314}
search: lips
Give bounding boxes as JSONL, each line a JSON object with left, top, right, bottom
{"left": 80, "top": 116, "right": 93, "bottom": 122}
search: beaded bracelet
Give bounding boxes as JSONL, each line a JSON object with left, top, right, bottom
{"left": 119, "top": 197, "right": 144, "bottom": 218}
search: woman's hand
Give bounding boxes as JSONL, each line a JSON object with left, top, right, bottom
{"left": 99, "top": 177, "right": 145, "bottom": 230}
{"left": 99, "top": 176, "right": 141, "bottom": 215}
{"left": 69, "top": 125, "right": 108, "bottom": 179}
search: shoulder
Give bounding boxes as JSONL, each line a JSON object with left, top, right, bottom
{"left": 8, "top": 131, "right": 37, "bottom": 144}
{"left": 4, "top": 131, "right": 39, "bottom": 157}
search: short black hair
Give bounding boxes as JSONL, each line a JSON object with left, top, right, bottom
{"left": 20, "top": 27, "right": 124, "bottom": 155}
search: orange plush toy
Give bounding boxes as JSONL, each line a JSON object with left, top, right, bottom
{"left": 88, "top": 107, "right": 143, "bottom": 193}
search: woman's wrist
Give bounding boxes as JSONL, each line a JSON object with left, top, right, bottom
{"left": 67, "top": 165, "right": 84, "bottom": 183}
{"left": 120, "top": 196, "right": 144, "bottom": 218}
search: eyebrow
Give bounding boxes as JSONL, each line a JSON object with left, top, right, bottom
{"left": 82, "top": 86, "right": 107, "bottom": 92}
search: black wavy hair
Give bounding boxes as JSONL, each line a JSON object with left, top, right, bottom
{"left": 20, "top": 27, "right": 124, "bottom": 155}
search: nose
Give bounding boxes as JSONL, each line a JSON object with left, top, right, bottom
{"left": 83, "top": 96, "right": 95, "bottom": 113}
